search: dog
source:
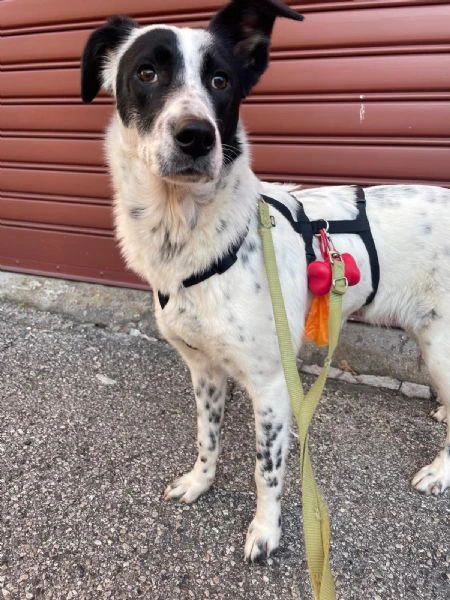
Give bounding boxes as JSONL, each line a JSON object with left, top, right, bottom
{"left": 81, "top": 0, "right": 450, "bottom": 562}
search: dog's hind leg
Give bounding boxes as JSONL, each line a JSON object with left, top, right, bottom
{"left": 164, "top": 346, "right": 227, "bottom": 504}
{"left": 243, "top": 370, "right": 291, "bottom": 562}
{"left": 412, "top": 315, "right": 450, "bottom": 495}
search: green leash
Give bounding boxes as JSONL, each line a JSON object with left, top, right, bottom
{"left": 258, "top": 199, "right": 347, "bottom": 600}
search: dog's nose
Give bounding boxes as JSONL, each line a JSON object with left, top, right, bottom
{"left": 174, "top": 120, "right": 216, "bottom": 159}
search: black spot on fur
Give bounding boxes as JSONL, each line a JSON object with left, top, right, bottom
{"left": 184, "top": 341, "right": 198, "bottom": 351}
{"left": 264, "top": 457, "right": 273, "bottom": 472}
{"left": 209, "top": 411, "right": 221, "bottom": 425}
{"left": 423, "top": 224, "right": 432, "bottom": 235}
{"left": 205, "top": 401, "right": 210, "bottom": 410}
{"left": 430, "top": 309, "right": 441, "bottom": 320}
{"left": 160, "top": 229, "right": 185, "bottom": 262}
{"left": 268, "top": 477, "right": 278, "bottom": 488}
{"left": 208, "top": 385, "right": 216, "bottom": 398}
{"left": 200, "top": 456, "right": 207, "bottom": 463}
{"left": 255, "top": 282, "right": 261, "bottom": 293}
{"left": 246, "top": 240, "right": 257, "bottom": 253}
{"left": 208, "top": 432, "right": 216, "bottom": 451}
{"left": 203, "top": 468, "right": 209, "bottom": 474}
{"left": 129, "top": 207, "right": 146, "bottom": 219}
{"left": 216, "top": 218, "right": 228, "bottom": 233}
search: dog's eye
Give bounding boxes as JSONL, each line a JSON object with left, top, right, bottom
{"left": 211, "top": 72, "right": 229, "bottom": 91}
{"left": 137, "top": 65, "right": 158, "bottom": 83}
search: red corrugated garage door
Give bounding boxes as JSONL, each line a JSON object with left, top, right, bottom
{"left": 2, "top": 0, "right": 450, "bottom": 287}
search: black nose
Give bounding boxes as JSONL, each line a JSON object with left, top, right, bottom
{"left": 174, "top": 120, "right": 216, "bottom": 159}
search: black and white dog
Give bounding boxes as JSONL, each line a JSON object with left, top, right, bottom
{"left": 81, "top": 0, "right": 450, "bottom": 562}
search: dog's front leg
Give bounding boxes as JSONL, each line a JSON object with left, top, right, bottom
{"left": 164, "top": 346, "right": 227, "bottom": 504}
{"left": 245, "top": 371, "right": 291, "bottom": 562}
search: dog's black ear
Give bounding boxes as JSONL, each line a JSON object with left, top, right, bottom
{"left": 81, "top": 15, "right": 137, "bottom": 103}
{"left": 208, "top": 0, "right": 303, "bottom": 97}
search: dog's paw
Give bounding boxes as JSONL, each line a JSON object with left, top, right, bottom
{"left": 244, "top": 518, "right": 281, "bottom": 563}
{"left": 412, "top": 448, "right": 450, "bottom": 496}
{"left": 164, "top": 470, "right": 213, "bottom": 504}
{"left": 430, "top": 405, "right": 447, "bottom": 424}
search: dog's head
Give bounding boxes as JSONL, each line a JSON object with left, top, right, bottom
{"left": 81, "top": 0, "right": 303, "bottom": 185}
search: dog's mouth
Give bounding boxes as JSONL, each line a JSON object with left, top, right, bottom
{"left": 160, "top": 165, "right": 215, "bottom": 185}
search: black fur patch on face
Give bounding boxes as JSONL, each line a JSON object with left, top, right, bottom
{"left": 116, "top": 28, "right": 184, "bottom": 132}
{"left": 200, "top": 43, "right": 242, "bottom": 166}
{"left": 208, "top": 0, "right": 303, "bottom": 98}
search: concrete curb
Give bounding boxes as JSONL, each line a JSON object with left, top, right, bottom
{"left": 299, "top": 362, "right": 432, "bottom": 401}
{"left": 0, "top": 270, "right": 432, "bottom": 390}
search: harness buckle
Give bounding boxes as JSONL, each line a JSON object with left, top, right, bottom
{"left": 314, "top": 220, "right": 329, "bottom": 235}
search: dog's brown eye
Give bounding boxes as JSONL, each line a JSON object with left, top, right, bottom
{"left": 137, "top": 65, "right": 157, "bottom": 83}
{"left": 211, "top": 72, "right": 229, "bottom": 90}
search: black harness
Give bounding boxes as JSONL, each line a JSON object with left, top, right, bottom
{"left": 157, "top": 225, "right": 249, "bottom": 310}
{"left": 157, "top": 186, "right": 379, "bottom": 309}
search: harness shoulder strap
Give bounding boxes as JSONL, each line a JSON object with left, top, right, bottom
{"left": 351, "top": 188, "right": 380, "bottom": 305}
{"left": 262, "top": 187, "right": 380, "bottom": 306}
{"left": 261, "top": 194, "right": 316, "bottom": 264}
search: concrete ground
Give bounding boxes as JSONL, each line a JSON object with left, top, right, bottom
{"left": 0, "top": 286, "right": 449, "bottom": 599}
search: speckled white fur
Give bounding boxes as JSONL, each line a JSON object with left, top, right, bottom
{"left": 103, "top": 25, "right": 450, "bottom": 562}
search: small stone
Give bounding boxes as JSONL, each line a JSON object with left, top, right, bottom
{"left": 95, "top": 374, "right": 117, "bottom": 386}
{"left": 301, "top": 364, "right": 322, "bottom": 376}
{"left": 326, "top": 366, "right": 342, "bottom": 379}
{"left": 338, "top": 371, "right": 358, "bottom": 384}
{"left": 301, "top": 364, "right": 341, "bottom": 379}
{"left": 400, "top": 381, "right": 431, "bottom": 399}
{"left": 356, "top": 374, "right": 401, "bottom": 390}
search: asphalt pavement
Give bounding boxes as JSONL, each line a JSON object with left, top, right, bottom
{"left": 1, "top": 298, "right": 449, "bottom": 599}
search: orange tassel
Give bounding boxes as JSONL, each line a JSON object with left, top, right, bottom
{"left": 304, "top": 295, "right": 329, "bottom": 346}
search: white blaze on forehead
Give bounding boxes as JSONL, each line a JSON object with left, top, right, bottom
{"left": 177, "top": 28, "right": 213, "bottom": 87}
